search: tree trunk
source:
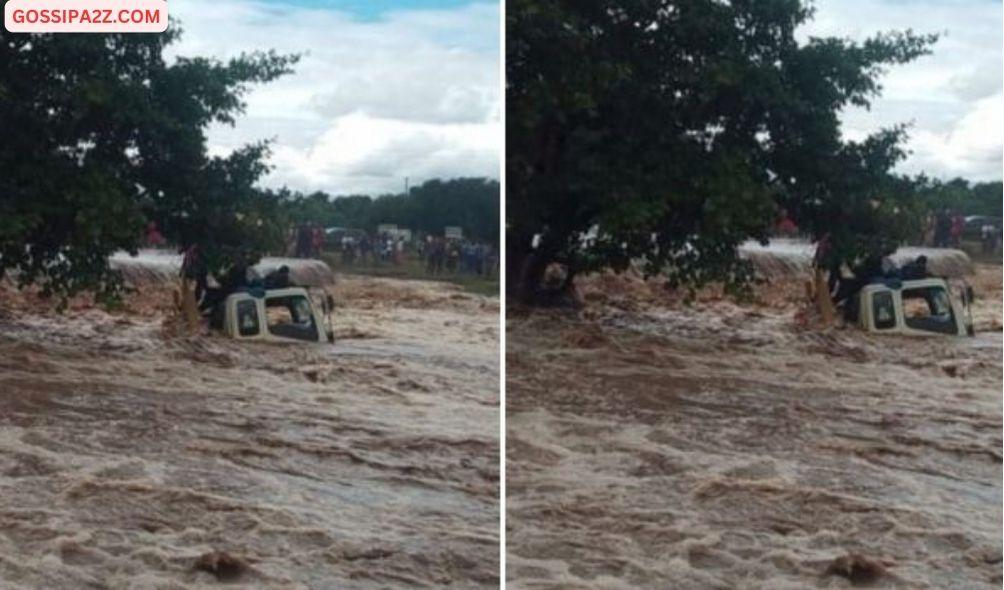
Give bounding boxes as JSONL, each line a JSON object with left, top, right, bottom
{"left": 515, "top": 251, "right": 549, "bottom": 305}
{"left": 506, "top": 243, "right": 528, "bottom": 297}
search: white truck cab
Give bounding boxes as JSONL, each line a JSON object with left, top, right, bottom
{"left": 856, "top": 278, "right": 973, "bottom": 337}
{"left": 221, "top": 287, "right": 334, "bottom": 343}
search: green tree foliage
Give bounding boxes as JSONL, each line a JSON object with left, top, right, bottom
{"left": 281, "top": 178, "right": 500, "bottom": 244}
{"left": 0, "top": 28, "right": 296, "bottom": 296}
{"left": 507, "top": 0, "right": 936, "bottom": 300}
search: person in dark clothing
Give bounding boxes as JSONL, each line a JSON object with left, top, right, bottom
{"left": 853, "top": 255, "right": 885, "bottom": 283}
{"left": 950, "top": 213, "right": 964, "bottom": 247}
{"left": 934, "top": 209, "right": 952, "bottom": 247}
{"left": 295, "top": 224, "right": 312, "bottom": 258}
{"left": 220, "top": 258, "right": 249, "bottom": 292}
{"left": 199, "top": 256, "right": 249, "bottom": 312}
{"left": 180, "top": 245, "right": 209, "bottom": 304}
{"left": 264, "top": 265, "right": 292, "bottom": 289}
{"left": 899, "top": 255, "right": 929, "bottom": 280}
{"left": 829, "top": 255, "right": 887, "bottom": 322}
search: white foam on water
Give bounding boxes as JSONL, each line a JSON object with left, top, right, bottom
{"left": 109, "top": 250, "right": 335, "bottom": 287}
{"left": 739, "top": 239, "right": 974, "bottom": 280}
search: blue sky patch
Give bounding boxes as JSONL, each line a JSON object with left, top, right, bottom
{"left": 258, "top": 0, "right": 495, "bottom": 20}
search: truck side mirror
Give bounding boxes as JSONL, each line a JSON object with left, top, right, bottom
{"left": 326, "top": 294, "right": 335, "bottom": 310}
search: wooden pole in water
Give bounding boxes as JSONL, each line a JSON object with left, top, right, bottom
{"left": 813, "top": 268, "right": 836, "bottom": 327}
{"left": 180, "top": 277, "right": 199, "bottom": 334}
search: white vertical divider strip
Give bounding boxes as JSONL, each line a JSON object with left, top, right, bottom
{"left": 498, "top": 0, "right": 507, "bottom": 585}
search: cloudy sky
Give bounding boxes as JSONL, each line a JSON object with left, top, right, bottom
{"left": 168, "top": 0, "right": 999, "bottom": 197}
{"left": 170, "top": 0, "right": 500, "bottom": 196}
{"left": 804, "top": 0, "right": 1001, "bottom": 181}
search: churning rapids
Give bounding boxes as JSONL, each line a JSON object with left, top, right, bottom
{"left": 507, "top": 264, "right": 1001, "bottom": 589}
{"left": 0, "top": 275, "right": 499, "bottom": 588}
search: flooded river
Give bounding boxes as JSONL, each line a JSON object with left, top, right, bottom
{"left": 0, "top": 276, "right": 499, "bottom": 588}
{"left": 507, "top": 265, "right": 1002, "bottom": 589}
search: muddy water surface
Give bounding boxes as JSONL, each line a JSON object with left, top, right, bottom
{"left": 0, "top": 276, "right": 499, "bottom": 588}
{"left": 507, "top": 265, "right": 1002, "bottom": 589}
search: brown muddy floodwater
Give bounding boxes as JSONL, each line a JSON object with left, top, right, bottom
{"left": 0, "top": 276, "right": 499, "bottom": 588}
{"left": 507, "top": 265, "right": 1002, "bottom": 589}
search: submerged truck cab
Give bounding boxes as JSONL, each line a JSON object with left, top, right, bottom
{"left": 222, "top": 287, "right": 333, "bottom": 343}
{"left": 856, "top": 278, "right": 973, "bottom": 337}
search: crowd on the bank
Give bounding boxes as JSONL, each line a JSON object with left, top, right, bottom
{"left": 925, "top": 209, "right": 966, "bottom": 248}
{"left": 293, "top": 222, "right": 327, "bottom": 258}
{"left": 419, "top": 236, "right": 498, "bottom": 276}
{"left": 924, "top": 209, "right": 1001, "bottom": 253}
{"left": 284, "top": 223, "right": 498, "bottom": 278}
{"left": 336, "top": 233, "right": 408, "bottom": 266}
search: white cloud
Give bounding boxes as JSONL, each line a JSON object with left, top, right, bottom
{"left": 908, "top": 94, "right": 1003, "bottom": 176}
{"left": 267, "top": 112, "right": 500, "bottom": 192}
{"left": 169, "top": 0, "right": 500, "bottom": 195}
{"left": 166, "top": 1, "right": 999, "bottom": 188}
{"left": 802, "top": 0, "right": 1003, "bottom": 180}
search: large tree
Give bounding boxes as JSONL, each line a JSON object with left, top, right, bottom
{"left": 0, "top": 27, "right": 296, "bottom": 297}
{"left": 507, "top": 0, "right": 935, "bottom": 301}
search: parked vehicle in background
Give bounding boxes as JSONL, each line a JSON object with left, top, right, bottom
{"left": 963, "top": 215, "right": 1001, "bottom": 237}
{"left": 325, "top": 227, "right": 367, "bottom": 249}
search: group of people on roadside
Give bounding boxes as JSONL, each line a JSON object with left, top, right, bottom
{"left": 421, "top": 236, "right": 497, "bottom": 277}
{"left": 300, "top": 226, "right": 499, "bottom": 277}
{"left": 338, "top": 233, "right": 407, "bottom": 266}
{"left": 927, "top": 209, "right": 966, "bottom": 248}
{"left": 341, "top": 233, "right": 407, "bottom": 266}
{"left": 293, "top": 223, "right": 326, "bottom": 258}
{"left": 926, "top": 209, "right": 1002, "bottom": 254}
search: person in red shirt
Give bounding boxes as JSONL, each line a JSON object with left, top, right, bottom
{"left": 311, "top": 225, "right": 325, "bottom": 257}
{"left": 145, "top": 221, "right": 166, "bottom": 248}
{"left": 950, "top": 213, "right": 964, "bottom": 248}
{"left": 775, "top": 213, "right": 798, "bottom": 237}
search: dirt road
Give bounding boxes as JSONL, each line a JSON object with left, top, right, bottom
{"left": 0, "top": 276, "right": 499, "bottom": 588}
{"left": 507, "top": 265, "right": 1002, "bottom": 589}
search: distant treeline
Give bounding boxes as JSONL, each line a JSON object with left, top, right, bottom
{"left": 916, "top": 178, "right": 1002, "bottom": 218}
{"left": 277, "top": 178, "right": 500, "bottom": 245}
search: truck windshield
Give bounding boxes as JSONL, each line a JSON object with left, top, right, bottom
{"left": 902, "top": 287, "right": 956, "bottom": 334}
{"left": 265, "top": 295, "right": 319, "bottom": 342}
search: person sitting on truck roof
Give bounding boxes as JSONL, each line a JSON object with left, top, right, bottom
{"left": 898, "top": 255, "right": 929, "bottom": 281}
{"left": 199, "top": 256, "right": 250, "bottom": 312}
{"left": 264, "top": 265, "right": 292, "bottom": 289}
{"left": 830, "top": 254, "right": 889, "bottom": 322}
